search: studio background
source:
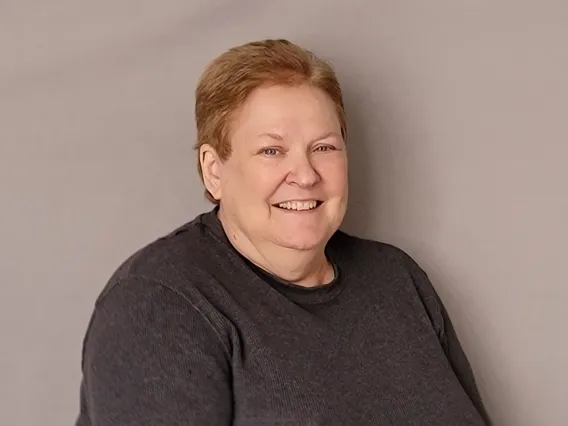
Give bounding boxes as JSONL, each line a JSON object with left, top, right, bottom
{"left": 1, "top": 1, "right": 567, "bottom": 425}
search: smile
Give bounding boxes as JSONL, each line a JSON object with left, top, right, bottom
{"left": 273, "top": 200, "right": 323, "bottom": 211}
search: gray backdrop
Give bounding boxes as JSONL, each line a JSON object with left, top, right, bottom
{"left": 1, "top": 1, "right": 567, "bottom": 425}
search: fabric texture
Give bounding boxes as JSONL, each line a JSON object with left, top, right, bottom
{"left": 76, "top": 208, "right": 491, "bottom": 425}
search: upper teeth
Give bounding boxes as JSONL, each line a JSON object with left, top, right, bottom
{"left": 277, "top": 200, "right": 318, "bottom": 211}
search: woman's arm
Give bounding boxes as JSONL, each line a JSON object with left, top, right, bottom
{"left": 439, "top": 302, "right": 493, "bottom": 426}
{"left": 402, "top": 252, "right": 493, "bottom": 426}
{"left": 76, "top": 277, "right": 232, "bottom": 426}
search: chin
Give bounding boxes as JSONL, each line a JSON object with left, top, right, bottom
{"left": 269, "top": 214, "right": 341, "bottom": 251}
{"left": 273, "top": 233, "right": 328, "bottom": 252}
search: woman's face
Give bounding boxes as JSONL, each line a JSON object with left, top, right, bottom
{"left": 213, "top": 84, "right": 348, "bottom": 252}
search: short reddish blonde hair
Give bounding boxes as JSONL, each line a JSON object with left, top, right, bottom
{"left": 194, "top": 38, "right": 347, "bottom": 203}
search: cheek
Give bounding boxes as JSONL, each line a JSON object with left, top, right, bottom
{"left": 319, "top": 158, "right": 348, "bottom": 194}
{"left": 243, "top": 165, "right": 285, "bottom": 200}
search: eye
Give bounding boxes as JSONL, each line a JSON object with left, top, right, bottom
{"left": 314, "top": 145, "right": 335, "bottom": 152}
{"left": 261, "top": 147, "right": 280, "bottom": 157}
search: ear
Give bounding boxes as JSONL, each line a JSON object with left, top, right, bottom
{"left": 199, "top": 144, "right": 222, "bottom": 201}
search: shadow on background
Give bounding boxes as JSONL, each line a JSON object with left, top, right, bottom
{"left": 339, "top": 80, "right": 398, "bottom": 242}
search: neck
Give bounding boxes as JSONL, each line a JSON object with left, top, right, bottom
{"left": 217, "top": 209, "right": 333, "bottom": 287}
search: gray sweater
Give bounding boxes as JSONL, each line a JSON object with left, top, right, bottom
{"left": 76, "top": 208, "right": 491, "bottom": 425}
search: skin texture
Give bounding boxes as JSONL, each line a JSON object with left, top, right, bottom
{"left": 200, "top": 84, "right": 348, "bottom": 287}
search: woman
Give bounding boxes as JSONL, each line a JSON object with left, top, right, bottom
{"left": 76, "top": 39, "right": 491, "bottom": 425}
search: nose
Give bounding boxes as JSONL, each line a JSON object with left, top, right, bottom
{"left": 285, "top": 153, "right": 321, "bottom": 188}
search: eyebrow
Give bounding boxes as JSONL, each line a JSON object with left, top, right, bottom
{"left": 257, "top": 131, "right": 340, "bottom": 143}
{"left": 257, "top": 132, "right": 284, "bottom": 141}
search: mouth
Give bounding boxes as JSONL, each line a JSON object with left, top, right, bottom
{"left": 272, "top": 200, "right": 323, "bottom": 212}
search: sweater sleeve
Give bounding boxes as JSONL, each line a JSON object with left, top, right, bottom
{"left": 76, "top": 277, "right": 233, "bottom": 426}
{"left": 438, "top": 301, "right": 493, "bottom": 426}
{"left": 402, "top": 254, "right": 493, "bottom": 426}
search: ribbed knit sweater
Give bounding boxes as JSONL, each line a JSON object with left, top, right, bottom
{"left": 76, "top": 208, "right": 491, "bottom": 425}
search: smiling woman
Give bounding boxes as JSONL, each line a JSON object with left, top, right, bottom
{"left": 75, "top": 39, "right": 492, "bottom": 425}
{"left": 200, "top": 82, "right": 348, "bottom": 284}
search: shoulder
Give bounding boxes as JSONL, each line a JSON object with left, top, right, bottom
{"left": 85, "top": 210, "right": 235, "bottom": 351}
{"left": 330, "top": 229, "right": 424, "bottom": 274}
{"left": 82, "top": 231, "right": 233, "bottom": 370}
{"left": 96, "top": 210, "right": 223, "bottom": 304}
{"left": 331, "top": 229, "right": 443, "bottom": 321}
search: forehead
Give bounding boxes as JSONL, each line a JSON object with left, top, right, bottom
{"left": 230, "top": 84, "right": 341, "bottom": 139}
